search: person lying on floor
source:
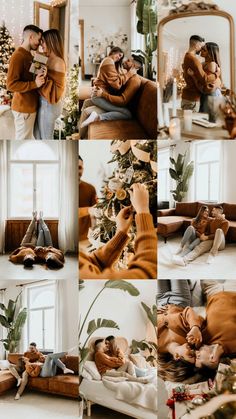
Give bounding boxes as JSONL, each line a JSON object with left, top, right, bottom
{"left": 157, "top": 280, "right": 236, "bottom": 382}
{"left": 79, "top": 183, "right": 157, "bottom": 279}
{"left": 9, "top": 245, "right": 65, "bottom": 269}
{"left": 9, "top": 342, "right": 74, "bottom": 400}
{"left": 94, "top": 339, "right": 149, "bottom": 384}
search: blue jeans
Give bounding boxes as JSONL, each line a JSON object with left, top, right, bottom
{"left": 157, "top": 280, "right": 191, "bottom": 307}
{"left": 91, "top": 97, "right": 132, "bottom": 121}
{"left": 40, "top": 352, "right": 66, "bottom": 378}
{"left": 37, "top": 219, "right": 53, "bottom": 247}
{"left": 34, "top": 96, "right": 62, "bottom": 139}
{"left": 180, "top": 226, "right": 200, "bottom": 256}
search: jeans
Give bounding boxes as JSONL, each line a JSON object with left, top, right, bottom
{"left": 157, "top": 280, "right": 191, "bottom": 307}
{"left": 91, "top": 97, "right": 132, "bottom": 121}
{"left": 184, "top": 228, "right": 225, "bottom": 263}
{"left": 21, "top": 217, "right": 37, "bottom": 246}
{"left": 40, "top": 352, "right": 67, "bottom": 378}
{"left": 34, "top": 96, "right": 62, "bottom": 140}
{"left": 180, "top": 226, "right": 201, "bottom": 256}
{"left": 37, "top": 219, "right": 53, "bottom": 247}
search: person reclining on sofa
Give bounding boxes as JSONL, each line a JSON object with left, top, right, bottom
{"left": 9, "top": 342, "right": 74, "bottom": 400}
{"left": 94, "top": 339, "right": 149, "bottom": 383}
{"left": 79, "top": 183, "right": 157, "bottom": 279}
{"left": 173, "top": 205, "right": 229, "bottom": 266}
{"left": 79, "top": 55, "right": 141, "bottom": 139}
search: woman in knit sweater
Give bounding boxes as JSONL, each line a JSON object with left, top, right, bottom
{"left": 34, "top": 29, "right": 66, "bottom": 139}
{"left": 157, "top": 280, "right": 203, "bottom": 382}
{"left": 79, "top": 183, "right": 157, "bottom": 279}
{"left": 81, "top": 47, "right": 137, "bottom": 128}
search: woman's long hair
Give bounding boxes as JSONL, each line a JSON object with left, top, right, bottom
{"left": 109, "top": 46, "right": 124, "bottom": 72}
{"left": 157, "top": 352, "right": 197, "bottom": 382}
{"left": 206, "top": 42, "right": 221, "bottom": 70}
{"left": 43, "top": 29, "right": 64, "bottom": 61}
{"left": 194, "top": 205, "right": 208, "bottom": 225}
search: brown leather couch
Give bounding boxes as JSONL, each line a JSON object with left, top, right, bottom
{"left": 158, "top": 201, "right": 236, "bottom": 243}
{"left": 88, "top": 77, "right": 157, "bottom": 139}
{"left": 0, "top": 354, "right": 78, "bottom": 398}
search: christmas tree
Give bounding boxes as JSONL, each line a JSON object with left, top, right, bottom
{"left": 54, "top": 64, "right": 80, "bottom": 139}
{"left": 88, "top": 140, "right": 157, "bottom": 266}
{"left": 0, "top": 23, "right": 15, "bottom": 100}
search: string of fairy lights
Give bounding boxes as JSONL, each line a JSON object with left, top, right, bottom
{"left": 1, "top": 0, "right": 34, "bottom": 46}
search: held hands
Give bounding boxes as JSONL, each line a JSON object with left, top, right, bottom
{"left": 35, "top": 73, "right": 45, "bottom": 88}
{"left": 116, "top": 206, "right": 133, "bottom": 234}
{"left": 129, "top": 183, "right": 150, "bottom": 214}
{"left": 186, "top": 326, "right": 202, "bottom": 347}
{"left": 200, "top": 233, "right": 208, "bottom": 241}
{"left": 187, "top": 68, "right": 194, "bottom": 77}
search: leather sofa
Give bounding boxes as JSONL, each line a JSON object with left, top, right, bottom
{"left": 88, "top": 77, "right": 157, "bottom": 139}
{"left": 0, "top": 354, "right": 79, "bottom": 398}
{"left": 158, "top": 201, "right": 236, "bottom": 243}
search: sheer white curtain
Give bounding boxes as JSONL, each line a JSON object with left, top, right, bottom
{"left": 0, "top": 289, "right": 6, "bottom": 359}
{"left": 0, "top": 141, "right": 7, "bottom": 254}
{"left": 58, "top": 142, "right": 78, "bottom": 253}
{"left": 55, "top": 279, "right": 64, "bottom": 352}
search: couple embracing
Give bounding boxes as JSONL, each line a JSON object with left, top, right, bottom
{"left": 7, "top": 24, "right": 66, "bottom": 140}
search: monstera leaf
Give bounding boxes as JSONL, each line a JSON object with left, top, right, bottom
{"left": 105, "top": 280, "right": 140, "bottom": 296}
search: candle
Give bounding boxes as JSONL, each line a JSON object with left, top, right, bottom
{"left": 183, "top": 109, "right": 192, "bottom": 131}
{"left": 157, "top": 82, "right": 164, "bottom": 128}
{"left": 172, "top": 78, "right": 177, "bottom": 117}
{"left": 169, "top": 117, "right": 181, "bottom": 141}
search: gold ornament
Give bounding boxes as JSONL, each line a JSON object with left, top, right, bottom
{"left": 116, "top": 188, "right": 127, "bottom": 200}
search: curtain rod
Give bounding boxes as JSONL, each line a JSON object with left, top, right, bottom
{"left": 16, "top": 279, "right": 55, "bottom": 287}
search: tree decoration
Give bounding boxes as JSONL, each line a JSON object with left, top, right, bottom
{"left": 88, "top": 140, "right": 157, "bottom": 263}
{"left": 0, "top": 23, "right": 15, "bottom": 104}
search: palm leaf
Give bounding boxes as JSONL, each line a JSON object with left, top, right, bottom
{"left": 14, "top": 308, "right": 27, "bottom": 331}
{"left": 87, "top": 318, "right": 119, "bottom": 336}
{"left": 105, "top": 280, "right": 140, "bottom": 296}
{"left": 141, "top": 302, "right": 157, "bottom": 327}
{"left": 0, "top": 315, "right": 11, "bottom": 328}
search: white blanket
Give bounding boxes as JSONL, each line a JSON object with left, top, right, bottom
{"left": 102, "top": 372, "right": 157, "bottom": 412}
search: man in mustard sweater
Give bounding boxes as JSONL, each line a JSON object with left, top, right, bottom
{"left": 94, "top": 339, "right": 148, "bottom": 383}
{"left": 7, "top": 25, "right": 45, "bottom": 140}
{"left": 173, "top": 205, "right": 229, "bottom": 266}
{"left": 79, "top": 56, "right": 141, "bottom": 138}
{"left": 195, "top": 280, "right": 236, "bottom": 369}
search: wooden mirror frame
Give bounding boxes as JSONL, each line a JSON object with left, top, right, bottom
{"left": 158, "top": 9, "right": 235, "bottom": 92}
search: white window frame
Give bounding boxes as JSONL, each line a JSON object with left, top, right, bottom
{"left": 193, "top": 141, "right": 221, "bottom": 203}
{"left": 158, "top": 148, "right": 170, "bottom": 202}
{"left": 26, "top": 282, "right": 56, "bottom": 353}
{"left": 7, "top": 146, "right": 59, "bottom": 220}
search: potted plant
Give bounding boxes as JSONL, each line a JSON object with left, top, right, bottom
{"left": 0, "top": 292, "right": 27, "bottom": 355}
{"left": 132, "top": 0, "right": 157, "bottom": 80}
{"left": 169, "top": 152, "right": 194, "bottom": 202}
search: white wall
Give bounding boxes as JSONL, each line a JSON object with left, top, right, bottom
{"left": 79, "top": 0, "right": 131, "bottom": 75}
{"left": 79, "top": 280, "right": 157, "bottom": 346}
{"left": 79, "top": 140, "right": 117, "bottom": 198}
{"left": 221, "top": 142, "right": 236, "bottom": 203}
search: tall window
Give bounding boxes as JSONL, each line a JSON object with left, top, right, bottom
{"left": 27, "top": 283, "right": 56, "bottom": 352}
{"left": 158, "top": 148, "right": 170, "bottom": 201}
{"left": 194, "top": 142, "right": 221, "bottom": 202}
{"left": 8, "top": 142, "right": 59, "bottom": 218}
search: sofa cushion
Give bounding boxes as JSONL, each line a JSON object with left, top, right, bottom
{"left": 48, "top": 375, "right": 79, "bottom": 397}
{"left": 0, "top": 370, "right": 15, "bottom": 394}
{"left": 175, "top": 202, "right": 198, "bottom": 217}
{"left": 61, "top": 356, "right": 78, "bottom": 375}
{"left": 88, "top": 119, "right": 147, "bottom": 140}
{"left": 226, "top": 220, "right": 236, "bottom": 242}
{"left": 28, "top": 376, "right": 49, "bottom": 391}
{"left": 223, "top": 203, "right": 236, "bottom": 221}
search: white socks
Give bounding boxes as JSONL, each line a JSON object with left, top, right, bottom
{"left": 81, "top": 111, "right": 99, "bottom": 128}
{"left": 15, "top": 393, "right": 20, "bottom": 400}
{"left": 63, "top": 368, "right": 74, "bottom": 375}
{"left": 17, "top": 378, "right": 22, "bottom": 387}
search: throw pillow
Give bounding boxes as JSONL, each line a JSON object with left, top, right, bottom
{"left": 81, "top": 369, "right": 93, "bottom": 380}
{"left": 0, "top": 360, "right": 10, "bottom": 370}
{"left": 84, "top": 361, "right": 101, "bottom": 380}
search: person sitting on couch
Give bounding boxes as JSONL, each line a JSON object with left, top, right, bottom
{"left": 10, "top": 343, "right": 74, "bottom": 400}
{"left": 79, "top": 55, "right": 141, "bottom": 138}
{"left": 173, "top": 206, "right": 229, "bottom": 266}
{"left": 79, "top": 183, "right": 157, "bottom": 279}
{"left": 94, "top": 339, "right": 148, "bottom": 383}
